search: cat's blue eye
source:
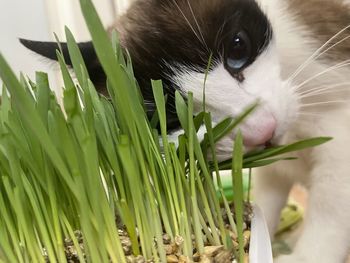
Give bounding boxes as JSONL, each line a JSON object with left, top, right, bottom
{"left": 225, "top": 31, "right": 252, "bottom": 73}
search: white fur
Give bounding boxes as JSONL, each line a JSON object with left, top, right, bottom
{"left": 255, "top": 0, "right": 350, "bottom": 262}
{"left": 171, "top": 42, "right": 299, "bottom": 160}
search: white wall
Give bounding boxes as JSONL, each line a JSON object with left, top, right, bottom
{"left": 0, "top": 0, "right": 133, "bottom": 97}
{"left": 46, "top": 0, "right": 135, "bottom": 40}
{"left": 0, "top": 0, "right": 55, "bottom": 92}
{"left": 47, "top": 0, "right": 117, "bottom": 41}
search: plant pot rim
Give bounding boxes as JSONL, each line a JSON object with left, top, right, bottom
{"left": 248, "top": 204, "right": 273, "bottom": 263}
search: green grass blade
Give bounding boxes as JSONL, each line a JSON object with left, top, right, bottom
{"left": 232, "top": 131, "right": 244, "bottom": 263}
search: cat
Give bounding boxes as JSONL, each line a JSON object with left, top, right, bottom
{"left": 20, "top": 0, "right": 350, "bottom": 262}
{"left": 254, "top": 1, "right": 350, "bottom": 262}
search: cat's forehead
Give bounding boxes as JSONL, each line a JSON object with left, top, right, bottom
{"left": 162, "top": 0, "right": 270, "bottom": 45}
{"left": 123, "top": 0, "right": 271, "bottom": 44}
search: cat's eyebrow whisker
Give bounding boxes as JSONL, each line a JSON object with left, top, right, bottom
{"left": 292, "top": 60, "right": 350, "bottom": 91}
{"left": 171, "top": 0, "right": 208, "bottom": 51}
{"left": 298, "top": 82, "right": 350, "bottom": 98}
{"left": 287, "top": 24, "right": 350, "bottom": 83}
{"left": 214, "top": 19, "right": 228, "bottom": 48}
{"left": 186, "top": 0, "right": 209, "bottom": 51}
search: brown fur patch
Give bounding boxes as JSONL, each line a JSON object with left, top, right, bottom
{"left": 287, "top": 0, "right": 350, "bottom": 62}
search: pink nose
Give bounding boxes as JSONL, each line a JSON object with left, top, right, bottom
{"left": 242, "top": 115, "right": 277, "bottom": 147}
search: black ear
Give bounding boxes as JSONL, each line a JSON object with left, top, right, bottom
{"left": 19, "top": 39, "right": 107, "bottom": 94}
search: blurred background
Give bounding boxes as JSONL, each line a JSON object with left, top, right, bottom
{"left": 0, "top": 0, "right": 134, "bottom": 97}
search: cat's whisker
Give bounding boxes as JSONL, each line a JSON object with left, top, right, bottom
{"left": 298, "top": 83, "right": 350, "bottom": 99}
{"left": 214, "top": 19, "right": 228, "bottom": 48}
{"left": 297, "top": 112, "right": 324, "bottom": 117}
{"left": 298, "top": 82, "right": 350, "bottom": 96}
{"left": 295, "top": 118, "right": 319, "bottom": 126}
{"left": 289, "top": 34, "right": 350, "bottom": 84}
{"left": 171, "top": 0, "right": 207, "bottom": 51}
{"left": 292, "top": 60, "right": 350, "bottom": 92}
{"left": 287, "top": 24, "right": 350, "bottom": 83}
{"left": 300, "top": 100, "right": 350, "bottom": 108}
{"left": 312, "top": 34, "right": 350, "bottom": 62}
{"left": 298, "top": 112, "right": 323, "bottom": 115}
{"left": 299, "top": 88, "right": 350, "bottom": 99}
{"left": 186, "top": 0, "right": 209, "bottom": 51}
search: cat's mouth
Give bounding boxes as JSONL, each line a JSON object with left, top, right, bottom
{"left": 243, "top": 139, "right": 275, "bottom": 155}
{"left": 264, "top": 140, "right": 274, "bottom": 148}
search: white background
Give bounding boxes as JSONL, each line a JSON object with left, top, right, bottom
{"left": 0, "top": 0, "right": 133, "bottom": 96}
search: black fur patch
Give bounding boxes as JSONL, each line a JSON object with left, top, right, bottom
{"left": 19, "top": 39, "right": 107, "bottom": 94}
{"left": 20, "top": 0, "right": 272, "bottom": 131}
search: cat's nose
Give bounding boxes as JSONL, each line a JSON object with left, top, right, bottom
{"left": 242, "top": 114, "right": 277, "bottom": 147}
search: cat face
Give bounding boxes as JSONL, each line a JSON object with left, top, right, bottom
{"left": 120, "top": 0, "right": 299, "bottom": 151}
{"left": 20, "top": 0, "right": 300, "bottom": 157}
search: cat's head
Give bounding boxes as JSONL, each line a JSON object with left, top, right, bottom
{"left": 21, "top": 0, "right": 299, "bottom": 157}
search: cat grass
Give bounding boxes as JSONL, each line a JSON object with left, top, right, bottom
{"left": 0, "top": 0, "right": 331, "bottom": 262}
